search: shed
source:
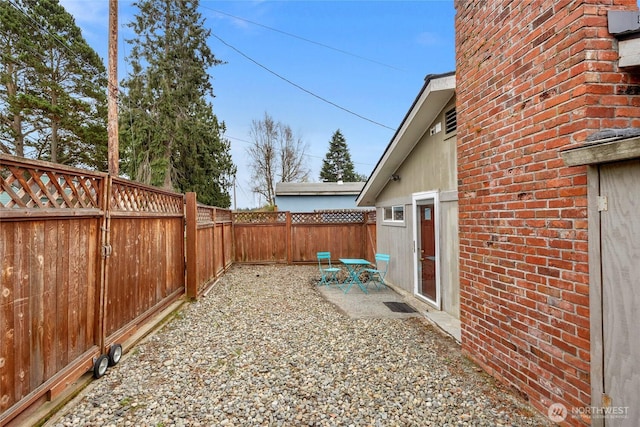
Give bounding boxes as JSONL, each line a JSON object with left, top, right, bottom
{"left": 357, "top": 72, "right": 460, "bottom": 334}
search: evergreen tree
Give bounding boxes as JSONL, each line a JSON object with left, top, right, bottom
{"left": 319, "top": 129, "right": 360, "bottom": 182}
{"left": 119, "top": 0, "right": 235, "bottom": 207}
{"left": 0, "top": 0, "right": 34, "bottom": 156}
{"left": 0, "top": 0, "right": 108, "bottom": 169}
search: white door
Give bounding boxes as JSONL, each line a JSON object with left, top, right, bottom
{"left": 413, "top": 192, "right": 440, "bottom": 308}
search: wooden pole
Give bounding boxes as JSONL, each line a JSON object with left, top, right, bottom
{"left": 286, "top": 211, "right": 292, "bottom": 264}
{"left": 185, "top": 192, "right": 198, "bottom": 299}
{"left": 107, "top": 0, "right": 119, "bottom": 175}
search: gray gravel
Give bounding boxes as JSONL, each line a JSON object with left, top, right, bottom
{"left": 47, "top": 264, "right": 552, "bottom": 427}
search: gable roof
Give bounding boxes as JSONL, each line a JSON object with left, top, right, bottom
{"left": 356, "top": 72, "right": 456, "bottom": 206}
{"left": 275, "top": 182, "right": 364, "bottom": 196}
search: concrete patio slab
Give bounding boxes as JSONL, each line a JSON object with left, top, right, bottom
{"left": 316, "top": 281, "right": 462, "bottom": 344}
{"left": 316, "top": 283, "right": 421, "bottom": 320}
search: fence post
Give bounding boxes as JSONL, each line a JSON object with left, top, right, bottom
{"left": 185, "top": 192, "right": 198, "bottom": 299}
{"left": 362, "top": 211, "right": 368, "bottom": 259}
{"left": 366, "top": 211, "right": 377, "bottom": 261}
{"left": 214, "top": 207, "right": 221, "bottom": 276}
{"left": 97, "top": 174, "right": 112, "bottom": 355}
{"left": 286, "top": 211, "right": 292, "bottom": 264}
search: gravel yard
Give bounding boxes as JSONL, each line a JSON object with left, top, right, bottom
{"left": 46, "top": 264, "right": 552, "bottom": 426}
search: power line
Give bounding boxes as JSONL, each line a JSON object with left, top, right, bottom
{"left": 224, "top": 135, "right": 374, "bottom": 167}
{"left": 211, "top": 33, "right": 396, "bottom": 132}
{"left": 203, "top": 6, "right": 406, "bottom": 72}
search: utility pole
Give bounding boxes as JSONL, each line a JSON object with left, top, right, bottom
{"left": 233, "top": 176, "right": 237, "bottom": 211}
{"left": 107, "top": 0, "right": 119, "bottom": 175}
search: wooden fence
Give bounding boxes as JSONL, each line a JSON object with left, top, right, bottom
{"left": 185, "top": 193, "right": 233, "bottom": 298}
{"left": 0, "top": 155, "right": 228, "bottom": 426}
{"left": 1, "top": 156, "right": 108, "bottom": 426}
{"left": 0, "top": 154, "right": 374, "bottom": 425}
{"left": 233, "top": 210, "right": 377, "bottom": 264}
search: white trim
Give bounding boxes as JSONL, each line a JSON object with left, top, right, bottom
{"left": 382, "top": 205, "right": 405, "bottom": 223}
{"left": 412, "top": 190, "right": 440, "bottom": 309}
{"left": 356, "top": 73, "right": 455, "bottom": 207}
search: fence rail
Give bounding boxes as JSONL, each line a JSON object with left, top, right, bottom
{"left": 0, "top": 154, "right": 375, "bottom": 425}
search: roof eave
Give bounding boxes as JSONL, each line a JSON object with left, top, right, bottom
{"left": 356, "top": 72, "right": 456, "bottom": 206}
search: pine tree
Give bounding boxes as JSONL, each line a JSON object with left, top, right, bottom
{"left": 0, "top": 0, "right": 108, "bottom": 169}
{"left": 0, "top": 0, "right": 34, "bottom": 157}
{"left": 119, "top": 0, "right": 235, "bottom": 207}
{"left": 319, "top": 129, "right": 360, "bottom": 182}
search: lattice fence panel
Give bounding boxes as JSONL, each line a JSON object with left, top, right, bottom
{"left": 0, "top": 163, "right": 103, "bottom": 209}
{"left": 110, "top": 180, "right": 183, "bottom": 214}
{"left": 365, "top": 210, "right": 377, "bottom": 223}
{"left": 196, "top": 206, "right": 233, "bottom": 224}
{"left": 292, "top": 210, "right": 374, "bottom": 224}
{"left": 216, "top": 209, "right": 232, "bottom": 222}
{"left": 197, "top": 206, "right": 215, "bottom": 223}
{"left": 233, "top": 211, "right": 286, "bottom": 224}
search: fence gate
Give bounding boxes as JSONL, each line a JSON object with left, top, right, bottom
{"left": 599, "top": 159, "right": 640, "bottom": 426}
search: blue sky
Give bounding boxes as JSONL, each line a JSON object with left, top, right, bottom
{"left": 59, "top": 0, "right": 456, "bottom": 208}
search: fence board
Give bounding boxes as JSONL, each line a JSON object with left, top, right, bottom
{"left": 29, "top": 221, "right": 45, "bottom": 391}
{"left": 196, "top": 225, "right": 212, "bottom": 293}
{"left": 54, "top": 222, "right": 69, "bottom": 374}
{"left": 0, "top": 250, "right": 13, "bottom": 409}
{"left": 365, "top": 222, "right": 377, "bottom": 262}
{"left": 14, "top": 224, "right": 28, "bottom": 403}
{"left": 223, "top": 222, "right": 233, "bottom": 269}
{"left": 218, "top": 222, "right": 231, "bottom": 273}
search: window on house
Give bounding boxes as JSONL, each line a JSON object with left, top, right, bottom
{"left": 445, "top": 107, "right": 457, "bottom": 134}
{"left": 383, "top": 205, "right": 404, "bottom": 222}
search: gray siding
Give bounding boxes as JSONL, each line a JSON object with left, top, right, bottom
{"left": 374, "top": 98, "right": 460, "bottom": 319}
{"left": 375, "top": 201, "right": 414, "bottom": 295}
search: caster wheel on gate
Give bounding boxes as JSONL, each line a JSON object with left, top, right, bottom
{"left": 108, "top": 343, "right": 123, "bottom": 366}
{"left": 93, "top": 354, "right": 109, "bottom": 379}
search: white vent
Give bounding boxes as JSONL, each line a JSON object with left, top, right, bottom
{"left": 445, "top": 108, "right": 457, "bottom": 133}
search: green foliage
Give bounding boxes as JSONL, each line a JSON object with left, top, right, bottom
{"left": 319, "top": 129, "right": 362, "bottom": 182}
{"left": 119, "top": 0, "right": 236, "bottom": 207}
{"left": 0, "top": 0, "right": 108, "bottom": 169}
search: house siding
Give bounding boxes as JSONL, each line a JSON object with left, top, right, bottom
{"left": 375, "top": 98, "right": 460, "bottom": 318}
{"left": 379, "top": 100, "right": 457, "bottom": 197}
{"left": 455, "top": 0, "right": 640, "bottom": 421}
{"left": 440, "top": 196, "right": 460, "bottom": 318}
{"left": 275, "top": 195, "right": 361, "bottom": 212}
{"left": 375, "top": 205, "right": 414, "bottom": 295}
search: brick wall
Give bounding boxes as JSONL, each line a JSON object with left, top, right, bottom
{"left": 454, "top": 0, "right": 640, "bottom": 422}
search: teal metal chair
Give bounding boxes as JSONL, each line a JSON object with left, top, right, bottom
{"left": 364, "top": 253, "right": 390, "bottom": 289}
{"left": 317, "top": 252, "right": 341, "bottom": 286}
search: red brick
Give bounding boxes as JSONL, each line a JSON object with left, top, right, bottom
{"left": 456, "top": 0, "right": 639, "bottom": 420}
